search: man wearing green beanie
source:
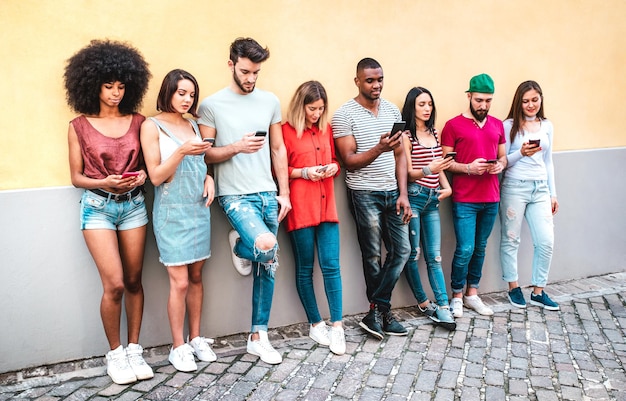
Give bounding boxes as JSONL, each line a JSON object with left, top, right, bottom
{"left": 440, "top": 73, "right": 507, "bottom": 318}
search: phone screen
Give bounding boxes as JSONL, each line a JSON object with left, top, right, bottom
{"left": 255, "top": 131, "right": 267, "bottom": 137}
{"left": 390, "top": 121, "right": 406, "bottom": 137}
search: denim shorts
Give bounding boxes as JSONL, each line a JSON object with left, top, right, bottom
{"left": 80, "top": 189, "right": 148, "bottom": 231}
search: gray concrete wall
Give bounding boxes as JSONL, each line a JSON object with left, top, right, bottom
{"left": 0, "top": 148, "right": 624, "bottom": 373}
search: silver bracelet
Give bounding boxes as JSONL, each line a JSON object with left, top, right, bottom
{"left": 301, "top": 167, "right": 309, "bottom": 180}
{"left": 422, "top": 166, "right": 432, "bottom": 176}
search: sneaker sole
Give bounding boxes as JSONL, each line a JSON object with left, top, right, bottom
{"left": 437, "top": 320, "right": 457, "bottom": 331}
{"left": 507, "top": 294, "right": 527, "bottom": 309}
{"left": 358, "top": 322, "right": 384, "bottom": 340}
{"left": 383, "top": 330, "right": 408, "bottom": 336}
{"left": 530, "top": 299, "right": 560, "bottom": 311}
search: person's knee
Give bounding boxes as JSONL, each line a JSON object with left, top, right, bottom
{"left": 106, "top": 282, "right": 126, "bottom": 301}
{"left": 188, "top": 270, "right": 203, "bottom": 285}
{"left": 255, "top": 232, "right": 277, "bottom": 252}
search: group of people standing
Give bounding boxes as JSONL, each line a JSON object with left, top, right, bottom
{"left": 64, "top": 37, "right": 559, "bottom": 385}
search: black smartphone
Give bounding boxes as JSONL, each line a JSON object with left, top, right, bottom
{"left": 528, "top": 139, "right": 540, "bottom": 147}
{"left": 389, "top": 121, "right": 406, "bottom": 138}
{"left": 255, "top": 131, "right": 267, "bottom": 137}
{"left": 486, "top": 159, "right": 498, "bottom": 164}
{"left": 445, "top": 152, "right": 457, "bottom": 160}
{"left": 203, "top": 138, "right": 215, "bottom": 144}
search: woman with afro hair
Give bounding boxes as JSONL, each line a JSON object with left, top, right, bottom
{"left": 64, "top": 39, "right": 153, "bottom": 385}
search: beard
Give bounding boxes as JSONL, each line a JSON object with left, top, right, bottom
{"left": 470, "top": 103, "right": 488, "bottom": 122}
{"left": 233, "top": 70, "right": 254, "bottom": 93}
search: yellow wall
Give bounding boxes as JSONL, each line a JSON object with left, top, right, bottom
{"left": 1, "top": 0, "right": 624, "bottom": 190}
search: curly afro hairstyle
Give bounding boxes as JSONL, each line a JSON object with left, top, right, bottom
{"left": 64, "top": 39, "right": 151, "bottom": 115}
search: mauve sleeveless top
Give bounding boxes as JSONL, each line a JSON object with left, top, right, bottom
{"left": 71, "top": 113, "right": 145, "bottom": 179}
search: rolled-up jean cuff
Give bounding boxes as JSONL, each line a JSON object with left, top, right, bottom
{"left": 251, "top": 325, "right": 268, "bottom": 333}
{"left": 452, "top": 288, "right": 463, "bottom": 294}
{"left": 469, "top": 283, "right": 480, "bottom": 289}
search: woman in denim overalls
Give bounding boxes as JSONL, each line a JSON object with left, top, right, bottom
{"left": 141, "top": 70, "right": 215, "bottom": 372}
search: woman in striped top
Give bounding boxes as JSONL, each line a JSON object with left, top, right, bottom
{"left": 401, "top": 87, "right": 456, "bottom": 330}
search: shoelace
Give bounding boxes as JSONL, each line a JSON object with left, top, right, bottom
{"left": 127, "top": 352, "right": 148, "bottom": 366}
{"left": 177, "top": 345, "right": 195, "bottom": 362}
{"left": 111, "top": 354, "right": 132, "bottom": 370}
{"left": 193, "top": 337, "right": 215, "bottom": 351}
{"left": 331, "top": 328, "right": 345, "bottom": 344}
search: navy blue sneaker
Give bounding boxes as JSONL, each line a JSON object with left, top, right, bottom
{"left": 507, "top": 287, "right": 527, "bottom": 309}
{"left": 359, "top": 305, "right": 384, "bottom": 340}
{"left": 530, "top": 291, "right": 560, "bottom": 311}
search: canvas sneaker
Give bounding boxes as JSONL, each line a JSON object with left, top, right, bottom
{"left": 189, "top": 336, "right": 217, "bottom": 362}
{"left": 382, "top": 309, "right": 408, "bottom": 336}
{"left": 169, "top": 343, "right": 197, "bottom": 372}
{"left": 450, "top": 297, "right": 464, "bottom": 318}
{"left": 106, "top": 345, "right": 137, "bottom": 385}
{"left": 464, "top": 295, "right": 494, "bottom": 316}
{"left": 309, "top": 321, "right": 331, "bottom": 346}
{"left": 358, "top": 305, "right": 384, "bottom": 340}
{"left": 530, "top": 291, "right": 560, "bottom": 311}
{"left": 247, "top": 331, "right": 282, "bottom": 364}
{"left": 228, "top": 230, "right": 252, "bottom": 276}
{"left": 329, "top": 326, "right": 346, "bottom": 356}
{"left": 508, "top": 287, "right": 527, "bottom": 308}
{"left": 125, "top": 343, "right": 154, "bottom": 380}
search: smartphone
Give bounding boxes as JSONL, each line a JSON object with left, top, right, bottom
{"left": 121, "top": 171, "right": 140, "bottom": 178}
{"left": 317, "top": 165, "right": 328, "bottom": 173}
{"left": 203, "top": 138, "right": 215, "bottom": 144}
{"left": 389, "top": 121, "right": 406, "bottom": 138}
{"left": 486, "top": 159, "right": 498, "bottom": 164}
{"left": 445, "top": 152, "right": 457, "bottom": 160}
{"left": 255, "top": 131, "right": 267, "bottom": 137}
{"left": 528, "top": 139, "right": 540, "bottom": 147}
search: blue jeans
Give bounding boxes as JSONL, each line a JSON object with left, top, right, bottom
{"left": 499, "top": 179, "right": 554, "bottom": 287}
{"left": 348, "top": 188, "right": 410, "bottom": 309}
{"left": 218, "top": 192, "right": 279, "bottom": 332}
{"left": 288, "top": 222, "right": 342, "bottom": 324}
{"left": 450, "top": 201, "right": 499, "bottom": 293}
{"left": 404, "top": 183, "right": 449, "bottom": 306}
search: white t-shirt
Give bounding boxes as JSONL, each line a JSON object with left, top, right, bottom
{"left": 331, "top": 98, "right": 402, "bottom": 191}
{"left": 197, "top": 87, "right": 281, "bottom": 197}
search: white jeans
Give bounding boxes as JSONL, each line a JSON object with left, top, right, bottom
{"left": 499, "top": 179, "right": 554, "bottom": 287}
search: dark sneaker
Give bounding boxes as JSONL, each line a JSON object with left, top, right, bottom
{"left": 508, "top": 287, "right": 527, "bottom": 309}
{"left": 434, "top": 306, "right": 457, "bottom": 331}
{"left": 382, "top": 309, "right": 408, "bottom": 336}
{"left": 359, "top": 306, "right": 384, "bottom": 340}
{"left": 530, "top": 291, "right": 560, "bottom": 311}
{"left": 419, "top": 302, "right": 440, "bottom": 324}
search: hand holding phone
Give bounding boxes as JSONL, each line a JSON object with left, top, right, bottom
{"left": 445, "top": 152, "right": 457, "bottom": 160}
{"left": 486, "top": 159, "right": 498, "bottom": 164}
{"left": 389, "top": 121, "right": 406, "bottom": 138}
{"left": 121, "top": 171, "right": 140, "bottom": 179}
{"left": 203, "top": 138, "right": 215, "bottom": 144}
{"left": 317, "top": 165, "right": 328, "bottom": 173}
{"left": 528, "top": 139, "right": 540, "bottom": 147}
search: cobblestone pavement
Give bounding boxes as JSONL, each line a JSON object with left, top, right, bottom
{"left": 2, "top": 272, "right": 626, "bottom": 401}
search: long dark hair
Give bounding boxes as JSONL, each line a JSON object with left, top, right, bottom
{"left": 506, "top": 80, "right": 545, "bottom": 143}
{"left": 401, "top": 86, "right": 436, "bottom": 141}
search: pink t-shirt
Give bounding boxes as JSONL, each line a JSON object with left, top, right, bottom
{"left": 72, "top": 114, "right": 145, "bottom": 179}
{"left": 441, "top": 114, "right": 505, "bottom": 203}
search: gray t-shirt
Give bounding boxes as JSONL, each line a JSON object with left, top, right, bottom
{"left": 197, "top": 87, "right": 281, "bottom": 197}
{"left": 331, "top": 98, "right": 401, "bottom": 191}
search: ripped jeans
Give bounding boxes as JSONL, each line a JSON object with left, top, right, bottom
{"left": 404, "top": 183, "right": 449, "bottom": 306}
{"left": 218, "top": 192, "right": 279, "bottom": 333}
{"left": 499, "top": 179, "right": 554, "bottom": 288}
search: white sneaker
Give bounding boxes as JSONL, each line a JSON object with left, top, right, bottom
{"left": 463, "top": 295, "right": 494, "bottom": 316}
{"left": 247, "top": 331, "right": 282, "bottom": 364}
{"left": 309, "top": 322, "right": 331, "bottom": 346}
{"left": 125, "top": 343, "right": 154, "bottom": 380}
{"left": 106, "top": 345, "right": 137, "bottom": 385}
{"left": 450, "top": 297, "right": 464, "bottom": 318}
{"left": 168, "top": 343, "right": 197, "bottom": 372}
{"left": 189, "top": 336, "right": 217, "bottom": 362}
{"left": 228, "top": 230, "right": 252, "bottom": 276}
{"left": 329, "top": 326, "right": 346, "bottom": 356}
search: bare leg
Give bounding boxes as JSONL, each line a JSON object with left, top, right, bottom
{"left": 118, "top": 226, "right": 147, "bottom": 344}
{"left": 167, "top": 265, "right": 190, "bottom": 348}
{"left": 186, "top": 260, "right": 206, "bottom": 340}
{"left": 83, "top": 229, "right": 125, "bottom": 349}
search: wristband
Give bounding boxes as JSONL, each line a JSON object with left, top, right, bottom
{"left": 467, "top": 164, "right": 471, "bottom": 175}
{"left": 301, "top": 167, "right": 309, "bottom": 180}
{"left": 422, "top": 166, "right": 432, "bottom": 176}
